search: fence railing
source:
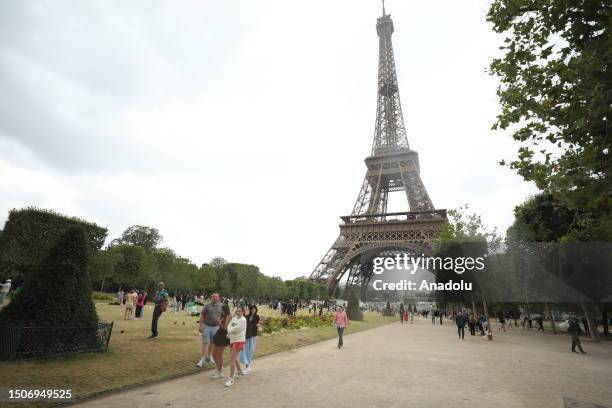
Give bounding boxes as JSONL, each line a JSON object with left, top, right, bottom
{"left": 0, "top": 321, "right": 113, "bottom": 361}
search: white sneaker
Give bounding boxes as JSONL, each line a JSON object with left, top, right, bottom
{"left": 196, "top": 358, "right": 204, "bottom": 368}
{"left": 209, "top": 356, "right": 215, "bottom": 365}
{"left": 242, "top": 367, "right": 250, "bottom": 375}
{"left": 224, "top": 377, "right": 235, "bottom": 387}
{"left": 211, "top": 370, "right": 222, "bottom": 379}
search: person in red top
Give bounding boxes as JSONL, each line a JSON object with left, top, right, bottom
{"left": 333, "top": 306, "right": 349, "bottom": 349}
{"left": 136, "top": 291, "right": 147, "bottom": 319}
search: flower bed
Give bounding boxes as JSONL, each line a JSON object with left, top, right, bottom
{"left": 260, "top": 314, "right": 334, "bottom": 334}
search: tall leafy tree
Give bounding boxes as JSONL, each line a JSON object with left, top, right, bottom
{"left": 488, "top": 1, "right": 612, "bottom": 213}
{"left": 112, "top": 225, "right": 162, "bottom": 252}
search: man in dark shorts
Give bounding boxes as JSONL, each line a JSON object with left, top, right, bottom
{"left": 197, "top": 293, "right": 222, "bottom": 367}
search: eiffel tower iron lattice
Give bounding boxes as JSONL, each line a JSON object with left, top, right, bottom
{"left": 309, "top": 6, "right": 447, "bottom": 297}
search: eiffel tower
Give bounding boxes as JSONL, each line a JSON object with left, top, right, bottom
{"left": 309, "top": 3, "right": 447, "bottom": 296}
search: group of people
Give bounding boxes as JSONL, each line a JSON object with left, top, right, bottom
{"left": 142, "top": 286, "right": 350, "bottom": 387}
{"left": 117, "top": 289, "right": 148, "bottom": 320}
{"left": 398, "top": 304, "right": 415, "bottom": 324}
{"left": 196, "top": 293, "right": 260, "bottom": 387}
{"left": 453, "top": 310, "right": 492, "bottom": 340}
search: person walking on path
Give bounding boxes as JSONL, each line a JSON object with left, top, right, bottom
{"left": 197, "top": 293, "right": 222, "bottom": 368}
{"left": 499, "top": 315, "right": 506, "bottom": 332}
{"left": 333, "top": 305, "right": 349, "bottom": 349}
{"left": 468, "top": 313, "right": 476, "bottom": 336}
{"left": 149, "top": 282, "right": 169, "bottom": 339}
{"left": 536, "top": 316, "right": 545, "bottom": 332}
{"left": 581, "top": 317, "right": 590, "bottom": 335}
{"left": 456, "top": 311, "right": 467, "bottom": 340}
{"left": 210, "top": 303, "right": 232, "bottom": 380}
{"left": 225, "top": 305, "right": 247, "bottom": 387}
{"left": 0, "top": 279, "right": 11, "bottom": 305}
{"left": 117, "top": 290, "right": 124, "bottom": 306}
{"left": 568, "top": 317, "right": 586, "bottom": 354}
{"left": 399, "top": 303, "right": 405, "bottom": 323}
{"left": 239, "top": 305, "right": 260, "bottom": 374}
{"left": 409, "top": 310, "right": 414, "bottom": 324}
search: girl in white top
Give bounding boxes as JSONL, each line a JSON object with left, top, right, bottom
{"left": 225, "top": 306, "right": 247, "bottom": 387}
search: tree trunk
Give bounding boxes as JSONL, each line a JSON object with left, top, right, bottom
{"left": 580, "top": 303, "right": 600, "bottom": 341}
{"left": 546, "top": 303, "right": 556, "bottom": 334}
{"left": 471, "top": 295, "right": 476, "bottom": 316}
{"left": 100, "top": 276, "right": 106, "bottom": 292}
{"left": 600, "top": 303, "right": 609, "bottom": 335}
{"left": 482, "top": 295, "right": 491, "bottom": 333}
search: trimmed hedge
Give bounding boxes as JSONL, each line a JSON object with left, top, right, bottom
{"left": 0, "top": 207, "right": 107, "bottom": 281}
{"left": 0, "top": 226, "right": 99, "bottom": 329}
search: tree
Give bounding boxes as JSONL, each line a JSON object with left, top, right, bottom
{"left": 346, "top": 289, "right": 363, "bottom": 321}
{"left": 210, "top": 257, "right": 227, "bottom": 268}
{"left": 509, "top": 194, "right": 607, "bottom": 338}
{"left": 488, "top": 1, "right": 612, "bottom": 214}
{"left": 111, "top": 225, "right": 162, "bottom": 252}
{"left": 0, "top": 226, "right": 99, "bottom": 329}
{"left": 113, "top": 245, "right": 157, "bottom": 290}
{"left": 88, "top": 247, "right": 123, "bottom": 291}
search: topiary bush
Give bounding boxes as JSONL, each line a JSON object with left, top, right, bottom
{"left": 346, "top": 289, "right": 363, "bottom": 321}
{"left": 0, "top": 226, "right": 100, "bottom": 356}
{"left": 0, "top": 207, "right": 107, "bottom": 282}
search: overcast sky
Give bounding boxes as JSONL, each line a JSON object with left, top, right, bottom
{"left": 0, "top": 0, "right": 537, "bottom": 279}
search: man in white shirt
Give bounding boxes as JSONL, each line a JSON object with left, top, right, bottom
{"left": 0, "top": 279, "right": 12, "bottom": 305}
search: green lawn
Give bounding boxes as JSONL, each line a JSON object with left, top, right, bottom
{"left": 0, "top": 303, "right": 394, "bottom": 402}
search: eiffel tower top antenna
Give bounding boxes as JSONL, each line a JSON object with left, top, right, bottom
{"left": 382, "top": 0, "right": 386, "bottom": 16}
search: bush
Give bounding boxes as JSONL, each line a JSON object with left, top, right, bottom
{"left": 0, "top": 207, "right": 107, "bottom": 282}
{"left": 259, "top": 314, "right": 334, "bottom": 334}
{"left": 346, "top": 289, "right": 363, "bottom": 321}
{"left": 0, "top": 226, "right": 99, "bottom": 330}
{"left": 92, "top": 292, "right": 115, "bottom": 302}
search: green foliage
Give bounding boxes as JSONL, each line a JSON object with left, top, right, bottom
{"left": 209, "top": 257, "right": 227, "bottom": 268}
{"left": 433, "top": 206, "right": 496, "bottom": 304}
{"left": 0, "top": 207, "right": 107, "bottom": 281}
{"left": 111, "top": 225, "right": 162, "bottom": 252}
{"left": 510, "top": 193, "right": 576, "bottom": 242}
{"left": 488, "top": 0, "right": 612, "bottom": 213}
{"left": 0, "top": 226, "right": 99, "bottom": 329}
{"left": 92, "top": 292, "right": 116, "bottom": 302}
{"left": 435, "top": 205, "right": 502, "bottom": 250}
{"left": 260, "top": 313, "right": 334, "bottom": 334}
{"left": 346, "top": 289, "right": 363, "bottom": 321}
{"left": 88, "top": 248, "right": 123, "bottom": 291}
{"left": 509, "top": 193, "right": 612, "bottom": 242}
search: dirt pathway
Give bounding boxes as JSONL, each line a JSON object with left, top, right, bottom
{"left": 76, "top": 318, "right": 612, "bottom": 408}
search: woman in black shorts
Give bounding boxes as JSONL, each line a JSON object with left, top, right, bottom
{"left": 211, "top": 303, "right": 232, "bottom": 379}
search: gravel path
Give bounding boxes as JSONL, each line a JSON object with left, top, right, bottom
{"left": 76, "top": 318, "right": 612, "bottom": 408}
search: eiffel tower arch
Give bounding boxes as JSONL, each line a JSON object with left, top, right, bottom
{"left": 309, "top": 6, "right": 447, "bottom": 297}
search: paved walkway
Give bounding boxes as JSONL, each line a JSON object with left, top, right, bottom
{"left": 77, "top": 319, "right": 612, "bottom": 408}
